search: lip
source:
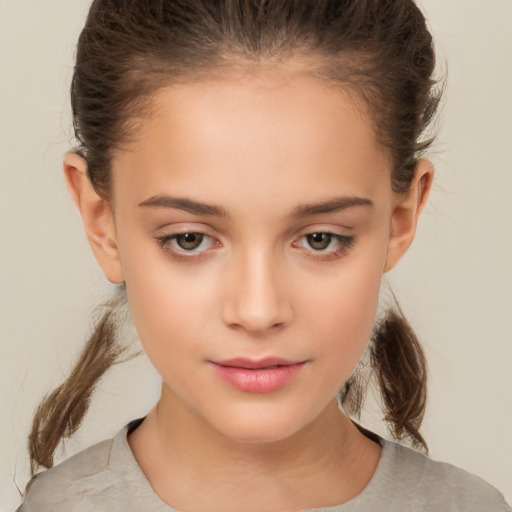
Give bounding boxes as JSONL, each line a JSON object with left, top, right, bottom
{"left": 209, "top": 357, "right": 306, "bottom": 393}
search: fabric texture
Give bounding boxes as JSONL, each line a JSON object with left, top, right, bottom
{"left": 16, "top": 418, "right": 510, "bottom": 512}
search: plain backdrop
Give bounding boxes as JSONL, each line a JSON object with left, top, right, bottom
{"left": 1, "top": 1, "right": 511, "bottom": 510}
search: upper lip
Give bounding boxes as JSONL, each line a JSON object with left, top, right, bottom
{"left": 211, "top": 357, "right": 305, "bottom": 369}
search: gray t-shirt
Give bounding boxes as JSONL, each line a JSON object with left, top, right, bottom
{"left": 17, "top": 419, "right": 510, "bottom": 512}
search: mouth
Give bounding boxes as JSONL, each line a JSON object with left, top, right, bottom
{"left": 213, "top": 357, "right": 304, "bottom": 369}
{"left": 209, "top": 357, "right": 307, "bottom": 393}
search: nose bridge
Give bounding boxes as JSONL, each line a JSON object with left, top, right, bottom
{"left": 222, "top": 243, "right": 292, "bottom": 334}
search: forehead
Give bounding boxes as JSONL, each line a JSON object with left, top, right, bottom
{"left": 111, "top": 65, "right": 392, "bottom": 212}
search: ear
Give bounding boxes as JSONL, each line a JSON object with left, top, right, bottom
{"left": 63, "top": 152, "right": 124, "bottom": 283}
{"left": 384, "top": 159, "right": 434, "bottom": 273}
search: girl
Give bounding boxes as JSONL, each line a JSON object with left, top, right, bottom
{"left": 13, "top": 0, "right": 510, "bottom": 510}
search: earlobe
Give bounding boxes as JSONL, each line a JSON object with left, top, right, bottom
{"left": 384, "top": 159, "right": 434, "bottom": 273}
{"left": 63, "top": 152, "right": 124, "bottom": 284}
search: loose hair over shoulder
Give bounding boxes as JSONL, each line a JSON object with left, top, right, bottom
{"left": 27, "top": 0, "right": 441, "bottom": 475}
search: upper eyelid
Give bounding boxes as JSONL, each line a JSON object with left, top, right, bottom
{"left": 296, "top": 223, "right": 354, "bottom": 234}
{"left": 155, "top": 228, "right": 352, "bottom": 241}
{"left": 157, "top": 230, "right": 216, "bottom": 245}
{"left": 154, "top": 220, "right": 233, "bottom": 241}
{"left": 154, "top": 218, "right": 353, "bottom": 234}
{"left": 295, "top": 232, "right": 354, "bottom": 246}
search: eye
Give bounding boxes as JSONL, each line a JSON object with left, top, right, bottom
{"left": 293, "top": 231, "right": 354, "bottom": 258}
{"left": 305, "top": 233, "right": 334, "bottom": 251}
{"left": 155, "top": 231, "right": 219, "bottom": 258}
{"left": 175, "top": 233, "right": 206, "bottom": 251}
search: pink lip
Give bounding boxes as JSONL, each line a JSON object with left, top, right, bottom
{"left": 210, "top": 357, "right": 306, "bottom": 393}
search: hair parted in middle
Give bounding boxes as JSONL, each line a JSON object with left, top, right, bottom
{"left": 28, "top": 0, "right": 441, "bottom": 474}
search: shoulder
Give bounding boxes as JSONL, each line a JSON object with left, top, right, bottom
{"left": 16, "top": 437, "right": 117, "bottom": 512}
{"left": 380, "top": 439, "right": 510, "bottom": 511}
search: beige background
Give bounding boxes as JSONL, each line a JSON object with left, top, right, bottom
{"left": 1, "top": 1, "right": 511, "bottom": 509}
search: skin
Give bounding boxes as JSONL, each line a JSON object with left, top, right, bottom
{"left": 65, "top": 62, "right": 433, "bottom": 512}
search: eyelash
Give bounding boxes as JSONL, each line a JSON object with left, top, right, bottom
{"left": 293, "top": 232, "right": 355, "bottom": 260}
{"left": 155, "top": 231, "right": 355, "bottom": 261}
{"left": 155, "top": 230, "right": 218, "bottom": 261}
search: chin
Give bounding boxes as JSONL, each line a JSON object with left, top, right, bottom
{"left": 208, "top": 407, "right": 312, "bottom": 445}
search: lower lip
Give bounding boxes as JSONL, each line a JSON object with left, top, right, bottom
{"left": 210, "top": 362, "right": 305, "bottom": 393}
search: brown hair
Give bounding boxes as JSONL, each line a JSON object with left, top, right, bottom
{"left": 28, "top": 0, "right": 440, "bottom": 474}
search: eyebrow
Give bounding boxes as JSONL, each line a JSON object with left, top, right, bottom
{"left": 138, "top": 194, "right": 373, "bottom": 218}
{"left": 291, "top": 196, "right": 374, "bottom": 218}
{"left": 139, "top": 195, "right": 230, "bottom": 217}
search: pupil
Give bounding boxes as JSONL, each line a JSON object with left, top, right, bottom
{"left": 177, "top": 233, "right": 203, "bottom": 250}
{"left": 308, "top": 233, "right": 331, "bottom": 250}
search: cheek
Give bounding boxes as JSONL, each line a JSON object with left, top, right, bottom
{"left": 300, "top": 247, "right": 385, "bottom": 372}
{"left": 126, "top": 270, "right": 189, "bottom": 330}
{"left": 122, "top": 253, "right": 219, "bottom": 373}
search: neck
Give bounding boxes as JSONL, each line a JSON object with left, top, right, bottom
{"left": 128, "top": 387, "right": 381, "bottom": 512}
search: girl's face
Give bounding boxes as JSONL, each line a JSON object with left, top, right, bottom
{"left": 74, "top": 65, "right": 429, "bottom": 443}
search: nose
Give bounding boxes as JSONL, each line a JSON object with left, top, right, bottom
{"left": 221, "top": 249, "right": 293, "bottom": 335}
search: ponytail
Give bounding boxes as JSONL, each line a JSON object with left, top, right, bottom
{"left": 27, "top": 289, "right": 136, "bottom": 475}
{"left": 371, "top": 307, "right": 428, "bottom": 451}
{"left": 27, "top": 286, "right": 427, "bottom": 474}
{"left": 341, "top": 305, "right": 428, "bottom": 453}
